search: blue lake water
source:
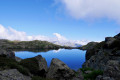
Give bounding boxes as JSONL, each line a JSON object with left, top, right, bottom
{"left": 15, "top": 49, "right": 86, "bottom": 70}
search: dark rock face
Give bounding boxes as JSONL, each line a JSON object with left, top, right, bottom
{"left": 105, "top": 37, "right": 116, "bottom": 45}
{"left": 0, "top": 49, "right": 15, "bottom": 59}
{"left": 0, "top": 69, "right": 31, "bottom": 80}
{"left": 20, "top": 55, "right": 48, "bottom": 77}
{"left": 35, "top": 55, "right": 48, "bottom": 77}
{"left": 83, "top": 33, "right": 120, "bottom": 80}
{"left": 47, "top": 58, "right": 75, "bottom": 80}
{"left": 35, "top": 55, "right": 48, "bottom": 72}
{"left": 86, "top": 49, "right": 96, "bottom": 60}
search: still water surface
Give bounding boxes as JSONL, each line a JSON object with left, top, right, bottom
{"left": 15, "top": 49, "right": 86, "bottom": 70}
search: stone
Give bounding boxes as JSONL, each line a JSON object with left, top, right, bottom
{"left": 35, "top": 55, "right": 48, "bottom": 72}
{"left": 103, "top": 60, "right": 120, "bottom": 80}
{"left": 20, "top": 55, "right": 48, "bottom": 77}
{"left": 0, "top": 49, "right": 15, "bottom": 59}
{"left": 0, "top": 69, "right": 31, "bottom": 80}
{"left": 47, "top": 58, "right": 75, "bottom": 80}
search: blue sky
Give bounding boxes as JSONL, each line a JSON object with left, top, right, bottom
{"left": 0, "top": 0, "right": 120, "bottom": 44}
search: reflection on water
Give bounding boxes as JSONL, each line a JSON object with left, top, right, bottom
{"left": 15, "top": 49, "right": 86, "bottom": 70}
{"left": 53, "top": 49, "right": 62, "bottom": 53}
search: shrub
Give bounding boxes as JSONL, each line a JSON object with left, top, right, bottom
{"left": 80, "top": 68, "right": 103, "bottom": 80}
{"left": 84, "top": 70, "right": 103, "bottom": 80}
{"left": 80, "top": 68, "right": 94, "bottom": 73}
{"left": 95, "top": 41, "right": 106, "bottom": 49}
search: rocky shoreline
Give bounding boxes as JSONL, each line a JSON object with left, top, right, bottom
{"left": 0, "top": 33, "right": 120, "bottom": 80}
{"left": 83, "top": 33, "right": 120, "bottom": 80}
{"left": 0, "top": 49, "right": 84, "bottom": 80}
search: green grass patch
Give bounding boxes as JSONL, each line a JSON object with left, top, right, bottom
{"left": 84, "top": 70, "right": 103, "bottom": 80}
{"left": 80, "top": 68, "right": 103, "bottom": 80}
{"left": 80, "top": 68, "right": 94, "bottom": 73}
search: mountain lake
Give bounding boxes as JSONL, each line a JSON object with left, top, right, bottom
{"left": 15, "top": 49, "right": 86, "bottom": 70}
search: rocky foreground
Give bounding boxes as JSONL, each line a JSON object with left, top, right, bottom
{"left": 0, "top": 49, "right": 84, "bottom": 80}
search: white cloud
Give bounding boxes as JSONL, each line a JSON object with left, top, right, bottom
{"left": 53, "top": 33, "right": 67, "bottom": 41}
{"left": 0, "top": 25, "right": 89, "bottom": 46}
{"left": 58, "top": 0, "right": 120, "bottom": 22}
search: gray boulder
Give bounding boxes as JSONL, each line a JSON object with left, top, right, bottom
{"left": 47, "top": 58, "right": 75, "bottom": 80}
{"left": 0, "top": 69, "right": 31, "bottom": 80}
{"left": 0, "top": 49, "right": 15, "bottom": 59}
{"left": 35, "top": 55, "right": 48, "bottom": 72}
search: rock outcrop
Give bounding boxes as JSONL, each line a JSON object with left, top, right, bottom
{"left": 0, "top": 69, "right": 31, "bottom": 80}
{"left": 20, "top": 55, "right": 48, "bottom": 77}
{"left": 47, "top": 58, "right": 75, "bottom": 80}
{"left": 83, "top": 33, "right": 120, "bottom": 80}
{"left": 0, "top": 49, "right": 15, "bottom": 59}
{"left": 35, "top": 55, "right": 48, "bottom": 72}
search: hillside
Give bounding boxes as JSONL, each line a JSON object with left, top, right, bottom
{"left": 0, "top": 39, "right": 63, "bottom": 50}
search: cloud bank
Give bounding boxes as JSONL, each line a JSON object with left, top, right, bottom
{"left": 0, "top": 25, "right": 89, "bottom": 46}
{"left": 58, "top": 0, "right": 120, "bottom": 22}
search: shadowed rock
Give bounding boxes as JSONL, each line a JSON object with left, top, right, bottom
{"left": 47, "top": 58, "right": 75, "bottom": 80}
{"left": 83, "top": 33, "right": 120, "bottom": 80}
{"left": 0, "top": 49, "right": 15, "bottom": 59}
